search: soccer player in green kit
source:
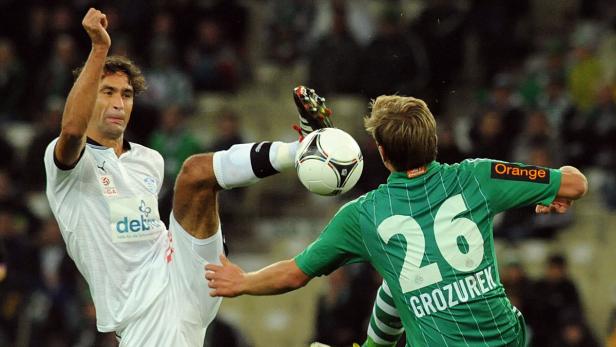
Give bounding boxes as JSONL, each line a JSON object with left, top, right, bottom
{"left": 205, "top": 95, "right": 588, "bottom": 347}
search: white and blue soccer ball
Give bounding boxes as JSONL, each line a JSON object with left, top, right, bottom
{"left": 295, "top": 128, "right": 363, "bottom": 196}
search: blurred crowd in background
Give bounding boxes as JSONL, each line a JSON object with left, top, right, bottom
{"left": 1, "top": 0, "right": 616, "bottom": 346}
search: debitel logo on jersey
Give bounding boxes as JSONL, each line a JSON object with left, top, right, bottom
{"left": 109, "top": 196, "right": 163, "bottom": 242}
{"left": 115, "top": 200, "right": 162, "bottom": 233}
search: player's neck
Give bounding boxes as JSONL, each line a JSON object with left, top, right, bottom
{"left": 383, "top": 160, "right": 396, "bottom": 173}
{"left": 87, "top": 131, "right": 125, "bottom": 157}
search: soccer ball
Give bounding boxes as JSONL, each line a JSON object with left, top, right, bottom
{"left": 295, "top": 128, "right": 363, "bottom": 196}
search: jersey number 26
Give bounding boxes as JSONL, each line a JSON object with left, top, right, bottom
{"left": 377, "top": 194, "right": 484, "bottom": 293}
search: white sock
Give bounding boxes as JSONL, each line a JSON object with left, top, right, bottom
{"left": 270, "top": 141, "right": 298, "bottom": 171}
{"left": 213, "top": 141, "right": 298, "bottom": 189}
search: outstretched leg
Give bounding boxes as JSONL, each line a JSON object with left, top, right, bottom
{"left": 172, "top": 141, "right": 297, "bottom": 239}
{"left": 173, "top": 85, "right": 333, "bottom": 240}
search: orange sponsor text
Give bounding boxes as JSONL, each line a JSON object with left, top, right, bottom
{"left": 493, "top": 163, "right": 546, "bottom": 181}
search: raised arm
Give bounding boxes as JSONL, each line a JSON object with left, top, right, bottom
{"left": 55, "top": 8, "right": 110, "bottom": 167}
{"left": 205, "top": 255, "right": 312, "bottom": 297}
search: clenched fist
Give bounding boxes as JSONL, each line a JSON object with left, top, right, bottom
{"left": 535, "top": 197, "right": 573, "bottom": 214}
{"left": 82, "top": 8, "right": 110, "bottom": 48}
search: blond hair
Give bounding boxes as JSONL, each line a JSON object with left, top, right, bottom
{"left": 364, "top": 95, "right": 437, "bottom": 171}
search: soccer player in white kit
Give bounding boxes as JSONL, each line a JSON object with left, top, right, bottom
{"left": 44, "top": 8, "right": 305, "bottom": 346}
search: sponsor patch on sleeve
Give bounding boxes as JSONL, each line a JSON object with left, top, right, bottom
{"left": 490, "top": 162, "right": 550, "bottom": 184}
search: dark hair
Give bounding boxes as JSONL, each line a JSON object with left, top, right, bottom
{"left": 73, "top": 55, "right": 147, "bottom": 94}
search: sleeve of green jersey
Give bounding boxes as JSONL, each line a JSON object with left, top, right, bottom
{"left": 463, "top": 159, "right": 562, "bottom": 214}
{"left": 294, "top": 201, "right": 366, "bottom": 277}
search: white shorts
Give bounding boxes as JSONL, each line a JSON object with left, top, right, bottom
{"left": 116, "top": 213, "right": 224, "bottom": 346}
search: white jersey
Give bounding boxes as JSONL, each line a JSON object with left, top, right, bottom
{"left": 44, "top": 137, "right": 169, "bottom": 332}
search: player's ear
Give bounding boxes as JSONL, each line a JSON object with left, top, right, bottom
{"left": 377, "top": 143, "right": 388, "bottom": 162}
{"left": 377, "top": 144, "right": 395, "bottom": 171}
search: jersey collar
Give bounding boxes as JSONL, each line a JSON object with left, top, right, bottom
{"left": 86, "top": 137, "right": 132, "bottom": 151}
{"left": 387, "top": 161, "right": 441, "bottom": 183}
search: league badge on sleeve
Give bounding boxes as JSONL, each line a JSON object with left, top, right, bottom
{"left": 143, "top": 176, "right": 158, "bottom": 194}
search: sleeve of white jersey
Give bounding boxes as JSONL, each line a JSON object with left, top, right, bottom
{"left": 43, "top": 138, "right": 87, "bottom": 232}
{"left": 152, "top": 149, "right": 165, "bottom": 195}
{"left": 44, "top": 138, "right": 78, "bottom": 182}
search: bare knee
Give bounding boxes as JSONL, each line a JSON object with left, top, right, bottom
{"left": 176, "top": 153, "right": 220, "bottom": 191}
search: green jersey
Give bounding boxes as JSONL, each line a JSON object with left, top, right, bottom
{"left": 295, "top": 159, "right": 561, "bottom": 346}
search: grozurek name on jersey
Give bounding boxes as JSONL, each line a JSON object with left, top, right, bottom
{"left": 409, "top": 265, "right": 497, "bottom": 318}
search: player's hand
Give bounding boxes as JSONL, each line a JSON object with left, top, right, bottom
{"left": 205, "top": 254, "right": 245, "bottom": 297}
{"left": 82, "top": 8, "right": 110, "bottom": 48}
{"left": 535, "top": 197, "right": 573, "bottom": 214}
